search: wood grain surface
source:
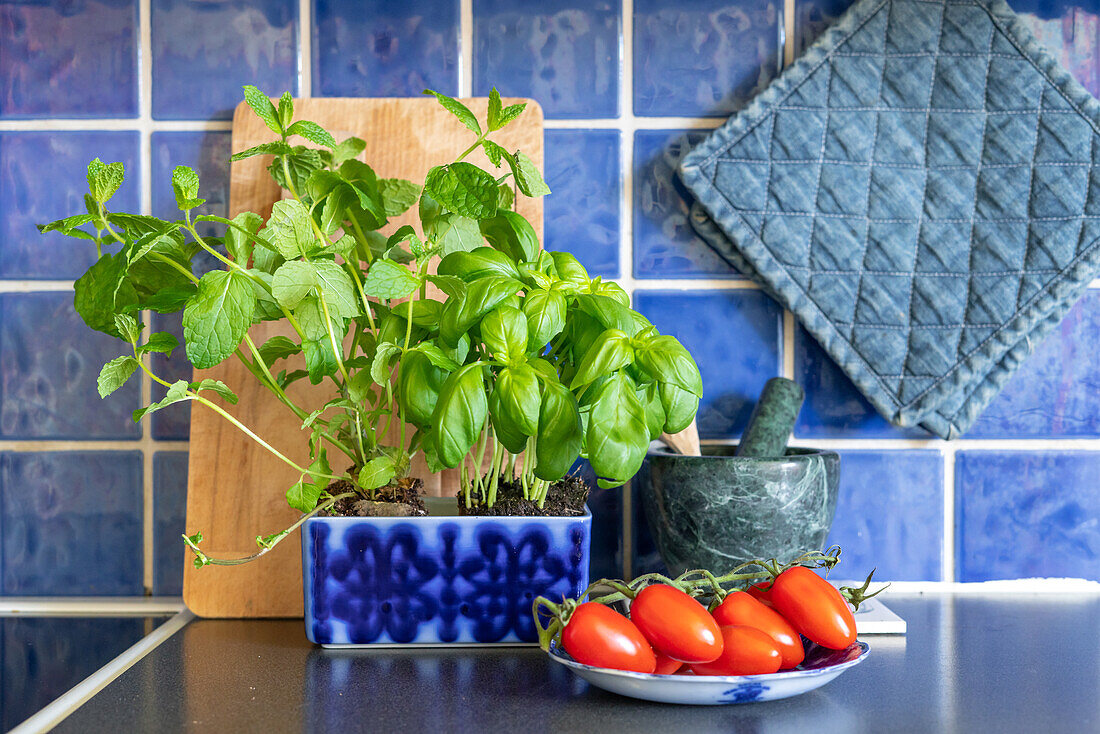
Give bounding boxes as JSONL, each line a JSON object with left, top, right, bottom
{"left": 183, "top": 97, "right": 544, "bottom": 618}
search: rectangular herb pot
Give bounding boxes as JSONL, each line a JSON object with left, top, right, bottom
{"left": 303, "top": 497, "right": 591, "bottom": 646}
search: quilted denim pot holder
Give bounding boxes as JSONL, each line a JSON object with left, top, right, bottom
{"left": 679, "top": 0, "right": 1100, "bottom": 438}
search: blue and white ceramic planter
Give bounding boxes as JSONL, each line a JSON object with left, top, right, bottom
{"left": 302, "top": 497, "right": 591, "bottom": 646}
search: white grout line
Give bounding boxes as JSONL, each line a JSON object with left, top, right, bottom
{"left": 0, "top": 440, "right": 188, "bottom": 452}
{"left": 299, "top": 0, "right": 313, "bottom": 98}
{"left": 876, "top": 579, "right": 1100, "bottom": 593}
{"left": 632, "top": 278, "right": 758, "bottom": 289}
{"left": 785, "top": 0, "right": 797, "bottom": 68}
{"left": 782, "top": 309, "right": 796, "bottom": 379}
{"left": 620, "top": 0, "right": 635, "bottom": 577}
{"left": 942, "top": 447, "right": 956, "bottom": 582}
{"left": 8, "top": 609, "right": 193, "bottom": 734}
{"left": 460, "top": 0, "right": 473, "bottom": 97}
{"left": 0, "top": 597, "right": 184, "bottom": 615}
{"left": 704, "top": 436, "right": 1100, "bottom": 450}
{"left": 138, "top": 0, "right": 155, "bottom": 596}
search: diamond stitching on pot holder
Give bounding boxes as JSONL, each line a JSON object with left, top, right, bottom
{"left": 679, "top": 0, "right": 1100, "bottom": 438}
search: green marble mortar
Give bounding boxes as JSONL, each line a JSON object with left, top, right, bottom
{"left": 639, "top": 444, "right": 840, "bottom": 576}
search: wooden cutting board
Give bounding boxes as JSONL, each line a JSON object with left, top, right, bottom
{"left": 183, "top": 97, "right": 544, "bottom": 618}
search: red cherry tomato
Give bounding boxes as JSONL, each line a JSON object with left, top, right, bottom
{"left": 561, "top": 602, "right": 657, "bottom": 673}
{"left": 629, "top": 584, "right": 723, "bottom": 663}
{"left": 654, "top": 651, "right": 685, "bottom": 675}
{"left": 769, "top": 566, "right": 857, "bottom": 650}
{"left": 712, "top": 591, "right": 805, "bottom": 669}
{"left": 690, "top": 626, "right": 782, "bottom": 676}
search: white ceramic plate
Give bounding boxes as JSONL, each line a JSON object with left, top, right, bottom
{"left": 548, "top": 639, "right": 870, "bottom": 705}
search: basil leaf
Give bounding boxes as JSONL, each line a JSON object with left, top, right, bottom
{"left": 523, "top": 289, "right": 566, "bottom": 351}
{"left": 439, "top": 276, "right": 524, "bottom": 347}
{"left": 480, "top": 305, "right": 528, "bottom": 362}
{"left": 636, "top": 335, "right": 703, "bottom": 398}
{"left": 358, "top": 455, "right": 396, "bottom": 491}
{"left": 398, "top": 350, "right": 446, "bottom": 427}
{"left": 660, "top": 382, "right": 700, "bottom": 434}
{"left": 479, "top": 210, "right": 538, "bottom": 262}
{"left": 571, "top": 328, "right": 633, "bottom": 389}
{"left": 438, "top": 247, "right": 521, "bottom": 282}
{"left": 585, "top": 373, "right": 648, "bottom": 486}
{"left": 492, "top": 364, "right": 540, "bottom": 436}
{"left": 431, "top": 364, "right": 488, "bottom": 467}
{"left": 533, "top": 381, "right": 582, "bottom": 481}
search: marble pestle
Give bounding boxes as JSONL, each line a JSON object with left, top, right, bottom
{"left": 734, "top": 377, "right": 805, "bottom": 457}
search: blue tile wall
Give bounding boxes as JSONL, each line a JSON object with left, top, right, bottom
{"left": 634, "top": 0, "right": 781, "bottom": 117}
{"left": 313, "top": 0, "right": 459, "bottom": 98}
{"left": 825, "top": 451, "right": 944, "bottom": 581}
{"left": 572, "top": 459, "right": 622, "bottom": 580}
{"left": 1, "top": 451, "right": 143, "bottom": 595}
{"left": 153, "top": 452, "right": 188, "bottom": 595}
{"left": 0, "top": 293, "right": 140, "bottom": 440}
{"left": 0, "top": 0, "right": 138, "bottom": 119}
{"left": 0, "top": 131, "right": 140, "bottom": 279}
{"left": 634, "top": 290, "right": 782, "bottom": 439}
{"left": 150, "top": 313, "right": 190, "bottom": 441}
{"left": 473, "top": 0, "right": 620, "bottom": 118}
{"left": 4, "top": 0, "right": 1100, "bottom": 597}
{"left": 634, "top": 130, "right": 746, "bottom": 278}
{"left": 956, "top": 451, "right": 1100, "bottom": 581}
{"left": 545, "top": 129, "right": 620, "bottom": 278}
{"left": 151, "top": 0, "right": 299, "bottom": 120}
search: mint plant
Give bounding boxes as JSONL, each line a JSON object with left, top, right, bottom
{"left": 41, "top": 86, "right": 703, "bottom": 567}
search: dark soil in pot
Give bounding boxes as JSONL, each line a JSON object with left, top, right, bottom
{"left": 323, "top": 476, "right": 428, "bottom": 517}
{"left": 458, "top": 474, "right": 589, "bottom": 517}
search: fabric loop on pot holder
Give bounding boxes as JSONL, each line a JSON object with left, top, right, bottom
{"left": 679, "top": 0, "right": 1100, "bottom": 438}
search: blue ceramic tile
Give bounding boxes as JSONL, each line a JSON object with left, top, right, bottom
{"left": 1, "top": 451, "right": 143, "bottom": 595}
{"left": 153, "top": 452, "right": 188, "bottom": 595}
{"left": 0, "top": 0, "right": 138, "bottom": 118}
{"left": 545, "top": 129, "right": 620, "bottom": 278}
{"left": 794, "top": 325, "right": 932, "bottom": 439}
{"left": 0, "top": 131, "right": 139, "bottom": 279}
{"left": 0, "top": 293, "right": 140, "bottom": 440}
{"left": 633, "top": 0, "right": 780, "bottom": 117}
{"left": 825, "top": 450, "right": 944, "bottom": 581}
{"left": 634, "top": 290, "right": 782, "bottom": 439}
{"left": 150, "top": 312, "right": 190, "bottom": 441}
{"left": 151, "top": 131, "right": 231, "bottom": 241}
{"left": 1011, "top": 0, "right": 1100, "bottom": 99}
{"left": 313, "top": 0, "right": 459, "bottom": 97}
{"left": 571, "top": 458, "right": 622, "bottom": 580}
{"left": 795, "top": 0, "right": 855, "bottom": 54}
{"left": 151, "top": 0, "right": 298, "bottom": 120}
{"left": 634, "top": 130, "right": 744, "bottom": 278}
{"left": 473, "top": 0, "right": 619, "bottom": 118}
{"left": 969, "top": 292, "right": 1100, "bottom": 437}
{"left": 956, "top": 451, "right": 1100, "bottom": 581}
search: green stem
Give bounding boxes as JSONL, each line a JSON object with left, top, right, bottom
{"left": 149, "top": 252, "right": 200, "bottom": 284}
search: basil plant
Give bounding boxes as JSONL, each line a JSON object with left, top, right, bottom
{"left": 40, "top": 86, "right": 702, "bottom": 565}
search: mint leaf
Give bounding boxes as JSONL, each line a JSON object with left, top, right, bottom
{"left": 487, "top": 87, "right": 503, "bottom": 131}
{"left": 498, "top": 101, "right": 527, "bottom": 129}
{"left": 423, "top": 163, "right": 498, "bottom": 220}
{"left": 257, "top": 335, "right": 301, "bottom": 365}
{"left": 38, "top": 213, "right": 95, "bottom": 235}
{"left": 113, "top": 313, "right": 142, "bottom": 344}
{"left": 510, "top": 151, "right": 550, "bottom": 197}
{"left": 286, "top": 479, "right": 322, "bottom": 513}
{"left": 97, "top": 356, "right": 138, "bottom": 398}
{"left": 481, "top": 139, "right": 506, "bottom": 167}
{"left": 438, "top": 214, "right": 484, "bottom": 256}
{"left": 73, "top": 253, "right": 140, "bottom": 338}
{"left": 139, "top": 331, "right": 179, "bottom": 357}
{"left": 171, "top": 165, "right": 205, "bottom": 210}
{"left": 277, "top": 91, "right": 294, "bottom": 130}
{"left": 230, "top": 141, "right": 291, "bottom": 162}
{"left": 423, "top": 89, "right": 481, "bottom": 135}
{"left": 358, "top": 455, "right": 396, "bottom": 491}
{"left": 133, "top": 379, "right": 190, "bottom": 422}
{"left": 190, "top": 378, "right": 239, "bottom": 404}
{"left": 378, "top": 178, "right": 420, "bottom": 216}
{"left": 243, "top": 85, "right": 281, "bottom": 134}
{"left": 363, "top": 259, "right": 419, "bottom": 300}
{"left": 266, "top": 199, "right": 313, "bottom": 259}
{"left": 271, "top": 260, "right": 317, "bottom": 310}
{"left": 286, "top": 120, "right": 336, "bottom": 148}
{"left": 313, "top": 261, "right": 359, "bottom": 318}
{"left": 224, "top": 211, "right": 263, "bottom": 264}
{"left": 331, "top": 136, "right": 366, "bottom": 166}
{"left": 182, "top": 270, "right": 257, "bottom": 369}
{"left": 87, "top": 158, "right": 125, "bottom": 204}
{"left": 268, "top": 146, "right": 324, "bottom": 194}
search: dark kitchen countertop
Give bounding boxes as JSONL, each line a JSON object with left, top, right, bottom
{"left": 52, "top": 593, "right": 1100, "bottom": 733}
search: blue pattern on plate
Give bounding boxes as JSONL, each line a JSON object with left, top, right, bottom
{"left": 546, "top": 129, "right": 620, "bottom": 278}
{"left": 0, "top": 293, "right": 140, "bottom": 440}
{"left": 633, "top": 0, "right": 781, "bottom": 117}
{"left": 304, "top": 512, "right": 590, "bottom": 645}
{"left": 634, "top": 290, "right": 782, "bottom": 439}
{"left": 956, "top": 451, "right": 1100, "bottom": 581}
{"left": 313, "top": 0, "right": 459, "bottom": 97}
{"left": 473, "top": 0, "right": 620, "bottom": 118}
{"left": 0, "top": 0, "right": 138, "bottom": 118}
{"left": 720, "top": 682, "right": 769, "bottom": 703}
{"left": 634, "top": 130, "right": 746, "bottom": 278}
{"left": 153, "top": 452, "right": 188, "bottom": 596}
{"left": 0, "top": 131, "right": 139, "bottom": 279}
{"left": 1, "top": 451, "right": 143, "bottom": 595}
{"left": 826, "top": 450, "right": 944, "bottom": 581}
{"left": 151, "top": 0, "right": 298, "bottom": 120}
